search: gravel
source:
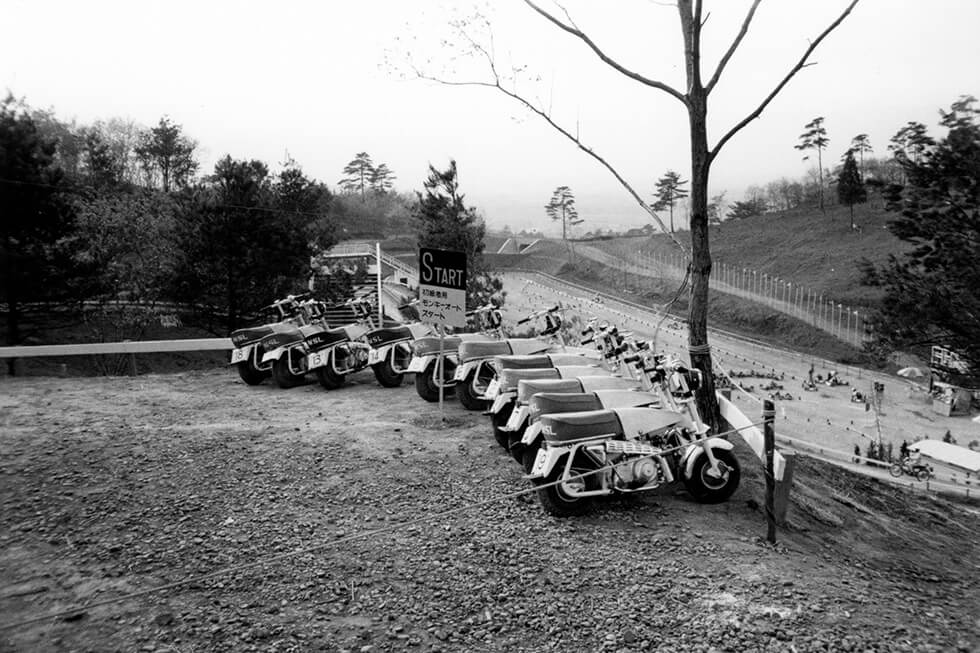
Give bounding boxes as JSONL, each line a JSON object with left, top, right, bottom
{"left": 1, "top": 370, "right": 978, "bottom": 652}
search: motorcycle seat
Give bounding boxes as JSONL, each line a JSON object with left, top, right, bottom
{"left": 556, "top": 365, "right": 605, "bottom": 379}
{"left": 231, "top": 325, "right": 275, "bottom": 347}
{"left": 304, "top": 327, "right": 350, "bottom": 352}
{"left": 539, "top": 409, "right": 623, "bottom": 442}
{"left": 594, "top": 389, "right": 660, "bottom": 409}
{"left": 495, "top": 354, "right": 554, "bottom": 370}
{"left": 500, "top": 368, "right": 560, "bottom": 392}
{"left": 517, "top": 379, "right": 583, "bottom": 403}
{"left": 412, "top": 335, "right": 463, "bottom": 356}
{"left": 531, "top": 392, "right": 604, "bottom": 417}
{"left": 259, "top": 327, "right": 303, "bottom": 350}
{"left": 578, "top": 376, "right": 642, "bottom": 392}
{"left": 366, "top": 325, "right": 414, "bottom": 347}
{"left": 459, "top": 340, "right": 513, "bottom": 363}
{"left": 505, "top": 338, "right": 553, "bottom": 356}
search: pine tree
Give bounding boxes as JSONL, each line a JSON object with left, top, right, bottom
{"left": 652, "top": 170, "right": 688, "bottom": 233}
{"left": 134, "top": 117, "right": 198, "bottom": 192}
{"left": 544, "top": 185, "right": 583, "bottom": 239}
{"left": 866, "top": 97, "right": 980, "bottom": 372}
{"left": 0, "top": 95, "right": 74, "bottom": 372}
{"left": 795, "top": 117, "right": 829, "bottom": 212}
{"left": 339, "top": 152, "right": 375, "bottom": 198}
{"left": 837, "top": 149, "right": 867, "bottom": 230}
{"left": 415, "top": 160, "right": 502, "bottom": 308}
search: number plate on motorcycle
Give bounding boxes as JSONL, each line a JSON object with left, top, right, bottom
{"left": 230, "top": 346, "right": 251, "bottom": 365}
{"left": 530, "top": 450, "right": 548, "bottom": 476}
{"left": 407, "top": 357, "right": 426, "bottom": 373}
{"left": 453, "top": 366, "right": 467, "bottom": 382}
{"left": 506, "top": 406, "right": 528, "bottom": 432}
{"left": 367, "top": 349, "right": 380, "bottom": 365}
{"left": 485, "top": 378, "right": 500, "bottom": 399}
{"left": 308, "top": 352, "right": 326, "bottom": 370}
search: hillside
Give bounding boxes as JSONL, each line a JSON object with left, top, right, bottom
{"left": 486, "top": 203, "right": 912, "bottom": 366}
{"left": 589, "top": 203, "right": 906, "bottom": 307}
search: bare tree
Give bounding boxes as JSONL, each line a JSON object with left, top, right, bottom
{"left": 404, "top": 0, "right": 860, "bottom": 426}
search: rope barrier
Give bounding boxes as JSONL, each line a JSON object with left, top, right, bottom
{"left": 0, "top": 420, "right": 764, "bottom": 632}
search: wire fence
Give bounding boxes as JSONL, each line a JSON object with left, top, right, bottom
{"left": 574, "top": 246, "right": 869, "bottom": 348}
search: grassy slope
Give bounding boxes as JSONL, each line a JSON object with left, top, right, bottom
{"left": 593, "top": 203, "right": 906, "bottom": 307}
{"left": 489, "top": 203, "right": 911, "bottom": 367}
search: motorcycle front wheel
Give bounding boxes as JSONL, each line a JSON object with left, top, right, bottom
{"left": 415, "top": 362, "right": 455, "bottom": 402}
{"left": 457, "top": 370, "right": 489, "bottom": 411}
{"left": 490, "top": 403, "right": 514, "bottom": 449}
{"left": 521, "top": 441, "right": 541, "bottom": 475}
{"left": 684, "top": 449, "right": 741, "bottom": 504}
{"left": 889, "top": 464, "right": 903, "bottom": 478}
{"left": 236, "top": 360, "right": 268, "bottom": 386}
{"left": 915, "top": 467, "right": 931, "bottom": 482}
{"left": 316, "top": 364, "right": 346, "bottom": 390}
{"left": 273, "top": 350, "right": 305, "bottom": 389}
{"left": 534, "top": 455, "right": 593, "bottom": 517}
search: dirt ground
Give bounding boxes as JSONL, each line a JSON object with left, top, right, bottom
{"left": 1, "top": 367, "right": 979, "bottom": 652}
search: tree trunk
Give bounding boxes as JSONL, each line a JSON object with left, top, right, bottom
{"left": 687, "top": 93, "right": 721, "bottom": 429}
{"left": 817, "top": 146, "right": 824, "bottom": 213}
{"left": 4, "top": 241, "right": 20, "bottom": 376}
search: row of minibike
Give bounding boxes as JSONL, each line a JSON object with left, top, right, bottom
{"left": 228, "top": 296, "right": 741, "bottom": 516}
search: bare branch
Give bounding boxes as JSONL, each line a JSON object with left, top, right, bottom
{"left": 709, "top": 0, "right": 860, "bottom": 163}
{"left": 523, "top": 0, "right": 688, "bottom": 105}
{"left": 416, "top": 68, "right": 687, "bottom": 253}
{"left": 705, "top": 0, "right": 761, "bottom": 94}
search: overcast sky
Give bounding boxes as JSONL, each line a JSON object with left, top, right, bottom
{"left": 2, "top": 0, "right": 977, "bottom": 235}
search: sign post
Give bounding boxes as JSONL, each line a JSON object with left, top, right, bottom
{"left": 418, "top": 248, "right": 467, "bottom": 418}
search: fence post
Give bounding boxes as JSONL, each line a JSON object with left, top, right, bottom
{"left": 764, "top": 399, "right": 777, "bottom": 543}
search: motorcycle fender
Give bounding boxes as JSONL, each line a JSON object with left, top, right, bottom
{"left": 261, "top": 345, "right": 288, "bottom": 364}
{"left": 454, "top": 360, "right": 479, "bottom": 382}
{"left": 407, "top": 354, "right": 435, "bottom": 374}
{"left": 521, "top": 421, "right": 543, "bottom": 446}
{"left": 369, "top": 344, "right": 392, "bottom": 367}
{"left": 682, "top": 438, "right": 735, "bottom": 480}
{"left": 528, "top": 445, "right": 569, "bottom": 480}
{"left": 489, "top": 392, "right": 516, "bottom": 415}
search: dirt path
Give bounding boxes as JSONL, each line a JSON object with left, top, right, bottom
{"left": 1, "top": 368, "right": 978, "bottom": 652}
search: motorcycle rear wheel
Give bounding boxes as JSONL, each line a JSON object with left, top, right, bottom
{"left": 372, "top": 361, "right": 404, "bottom": 388}
{"left": 236, "top": 360, "right": 268, "bottom": 386}
{"left": 415, "top": 362, "right": 455, "bottom": 402}
{"left": 457, "top": 370, "right": 489, "bottom": 411}
{"left": 684, "top": 449, "right": 741, "bottom": 504}
{"left": 889, "top": 464, "right": 903, "bottom": 478}
{"left": 915, "top": 467, "right": 931, "bottom": 482}
{"left": 315, "top": 363, "right": 346, "bottom": 390}
{"left": 534, "top": 455, "right": 593, "bottom": 517}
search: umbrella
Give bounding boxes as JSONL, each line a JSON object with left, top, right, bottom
{"left": 897, "top": 366, "right": 926, "bottom": 378}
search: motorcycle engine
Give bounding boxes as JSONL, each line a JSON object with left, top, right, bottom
{"left": 352, "top": 344, "right": 370, "bottom": 366}
{"left": 615, "top": 456, "right": 659, "bottom": 489}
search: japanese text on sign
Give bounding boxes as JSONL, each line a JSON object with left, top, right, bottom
{"left": 418, "top": 248, "right": 466, "bottom": 328}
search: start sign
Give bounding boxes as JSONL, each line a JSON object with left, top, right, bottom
{"left": 418, "top": 247, "right": 466, "bottom": 328}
